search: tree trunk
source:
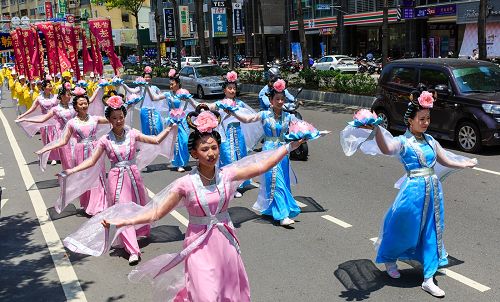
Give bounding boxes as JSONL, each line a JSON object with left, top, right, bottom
{"left": 195, "top": 0, "right": 207, "bottom": 63}
{"left": 173, "top": 0, "right": 183, "bottom": 70}
{"left": 226, "top": 0, "right": 234, "bottom": 70}
{"left": 296, "top": 0, "right": 308, "bottom": 69}
{"left": 478, "top": 0, "right": 487, "bottom": 60}
{"left": 135, "top": 13, "right": 143, "bottom": 63}
{"left": 257, "top": 0, "right": 267, "bottom": 68}
{"left": 154, "top": 1, "right": 162, "bottom": 64}
{"left": 381, "top": 0, "right": 389, "bottom": 66}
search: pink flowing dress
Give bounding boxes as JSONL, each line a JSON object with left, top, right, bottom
{"left": 51, "top": 104, "right": 76, "bottom": 170}
{"left": 37, "top": 94, "right": 60, "bottom": 161}
{"left": 66, "top": 115, "right": 107, "bottom": 215}
{"left": 96, "top": 127, "right": 149, "bottom": 256}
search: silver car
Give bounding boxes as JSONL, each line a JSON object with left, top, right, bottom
{"left": 179, "top": 64, "right": 226, "bottom": 98}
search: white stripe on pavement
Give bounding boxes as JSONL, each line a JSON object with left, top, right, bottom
{"left": 146, "top": 188, "right": 189, "bottom": 227}
{"left": 296, "top": 200, "right": 307, "bottom": 208}
{"left": 438, "top": 268, "right": 491, "bottom": 292}
{"left": 321, "top": 215, "right": 352, "bottom": 228}
{"left": 1, "top": 198, "right": 8, "bottom": 210}
{"left": 0, "top": 167, "right": 4, "bottom": 177}
{"left": 0, "top": 109, "right": 87, "bottom": 301}
{"left": 472, "top": 167, "right": 500, "bottom": 176}
{"left": 366, "top": 238, "right": 490, "bottom": 293}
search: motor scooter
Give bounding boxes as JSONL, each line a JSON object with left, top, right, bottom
{"left": 283, "top": 88, "right": 309, "bottom": 161}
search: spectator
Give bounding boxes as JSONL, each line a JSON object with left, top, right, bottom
{"left": 471, "top": 49, "right": 479, "bottom": 60}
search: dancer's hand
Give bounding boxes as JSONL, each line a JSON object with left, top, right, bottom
{"left": 58, "top": 169, "right": 73, "bottom": 177}
{"left": 359, "top": 125, "right": 375, "bottom": 130}
{"left": 102, "top": 219, "right": 127, "bottom": 229}
{"left": 289, "top": 139, "right": 306, "bottom": 151}
{"left": 34, "top": 149, "right": 45, "bottom": 155}
{"left": 463, "top": 158, "right": 478, "bottom": 168}
{"left": 15, "top": 118, "right": 23, "bottom": 123}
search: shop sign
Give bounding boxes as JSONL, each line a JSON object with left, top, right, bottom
{"left": 402, "top": 8, "right": 415, "bottom": 19}
{"left": 233, "top": 2, "right": 244, "bottom": 35}
{"left": 184, "top": 39, "right": 197, "bottom": 46}
{"left": 179, "top": 6, "right": 190, "bottom": 38}
{"left": 316, "top": 4, "right": 330, "bottom": 10}
{"left": 457, "top": 0, "right": 500, "bottom": 24}
{"left": 401, "top": 0, "right": 415, "bottom": 7}
{"left": 45, "top": 2, "right": 53, "bottom": 20}
{"left": 212, "top": 0, "right": 226, "bottom": 8}
{"left": 319, "top": 27, "right": 334, "bottom": 35}
{"left": 164, "top": 8, "right": 176, "bottom": 41}
{"left": 211, "top": 7, "right": 227, "bottom": 37}
{"left": 415, "top": 4, "right": 456, "bottom": 19}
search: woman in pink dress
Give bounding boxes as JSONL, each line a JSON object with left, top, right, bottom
{"left": 17, "top": 82, "right": 76, "bottom": 170}
{"left": 63, "top": 104, "right": 305, "bottom": 301}
{"left": 63, "top": 95, "right": 178, "bottom": 265}
{"left": 36, "top": 87, "right": 109, "bottom": 215}
{"left": 17, "top": 79, "right": 60, "bottom": 164}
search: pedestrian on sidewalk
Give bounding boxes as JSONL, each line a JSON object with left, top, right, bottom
{"left": 340, "top": 85, "right": 477, "bottom": 298}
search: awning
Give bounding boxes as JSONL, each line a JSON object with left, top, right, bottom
{"left": 290, "top": 16, "right": 337, "bottom": 31}
{"left": 427, "top": 16, "right": 457, "bottom": 23}
{"left": 344, "top": 9, "right": 398, "bottom": 26}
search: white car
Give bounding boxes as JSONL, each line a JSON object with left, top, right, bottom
{"left": 312, "top": 55, "right": 358, "bottom": 73}
{"left": 180, "top": 56, "right": 202, "bottom": 68}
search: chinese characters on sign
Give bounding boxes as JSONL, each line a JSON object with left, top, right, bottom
{"left": 0, "top": 33, "right": 12, "bottom": 51}
{"left": 164, "top": 8, "right": 175, "bottom": 41}
{"left": 233, "top": 3, "right": 244, "bottom": 35}
{"left": 179, "top": 6, "right": 190, "bottom": 38}
{"left": 212, "top": 7, "right": 227, "bottom": 38}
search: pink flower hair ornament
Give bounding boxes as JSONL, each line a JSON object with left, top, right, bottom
{"left": 45, "top": 75, "right": 53, "bottom": 81}
{"left": 106, "top": 95, "right": 124, "bottom": 109}
{"left": 144, "top": 66, "right": 152, "bottom": 74}
{"left": 63, "top": 82, "right": 72, "bottom": 90}
{"left": 226, "top": 71, "right": 238, "bottom": 83}
{"left": 417, "top": 91, "right": 434, "bottom": 109}
{"left": 186, "top": 104, "right": 221, "bottom": 133}
{"left": 72, "top": 87, "right": 87, "bottom": 96}
{"left": 168, "top": 68, "right": 177, "bottom": 78}
{"left": 273, "top": 79, "right": 286, "bottom": 93}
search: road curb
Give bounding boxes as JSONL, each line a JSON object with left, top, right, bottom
{"left": 121, "top": 75, "right": 374, "bottom": 108}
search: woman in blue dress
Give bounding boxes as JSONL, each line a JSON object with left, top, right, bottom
{"left": 340, "top": 87, "right": 477, "bottom": 297}
{"left": 120, "top": 66, "right": 164, "bottom": 135}
{"left": 149, "top": 69, "right": 193, "bottom": 172}
{"left": 229, "top": 79, "right": 301, "bottom": 226}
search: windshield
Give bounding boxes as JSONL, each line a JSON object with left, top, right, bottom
{"left": 452, "top": 66, "right": 500, "bottom": 93}
{"left": 195, "top": 65, "right": 225, "bottom": 78}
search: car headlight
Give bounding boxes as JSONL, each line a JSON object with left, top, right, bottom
{"left": 482, "top": 104, "right": 500, "bottom": 114}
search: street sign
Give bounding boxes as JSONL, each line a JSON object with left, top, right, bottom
{"left": 163, "top": 8, "right": 176, "bottom": 41}
{"left": 179, "top": 6, "right": 190, "bottom": 38}
{"left": 211, "top": 7, "right": 227, "bottom": 37}
{"left": 58, "top": 0, "right": 67, "bottom": 14}
{"left": 316, "top": 4, "right": 330, "bottom": 10}
{"left": 233, "top": 3, "right": 243, "bottom": 35}
{"left": 66, "top": 14, "right": 75, "bottom": 24}
{"left": 212, "top": 1, "right": 226, "bottom": 8}
{"left": 45, "top": 1, "right": 53, "bottom": 20}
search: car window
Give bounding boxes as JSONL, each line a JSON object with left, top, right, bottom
{"left": 452, "top": 66, "right": 500, "bottom": 93}
{"left": 387, "top": 67, "right": 418, "bottom": 87}
{"left": 179, "top": 67, "right": 189, "bottom": 76}
{"left": 419, "top": 69, "right": 450, "bottom": 89}
{"left": 190, "top": 58, "right": 201, "bottom": 63}
{"left": 326, "top": 57, "right": 334, "bottom": 62}
{"left": 318, "top": 57, "right": 326, "bottom": 63}
{"left": 186, "top": 67, "right": 194, "bottom": 76}
{"left": 195, "top": 65, "right": 225, "bottom": 78}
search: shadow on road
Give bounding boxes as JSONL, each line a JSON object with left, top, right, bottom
{"left": 29, "top": 178, "right": 59, "bottom": 190}
{"left": 0, "top": 212, "right": 92, "bottom": 301}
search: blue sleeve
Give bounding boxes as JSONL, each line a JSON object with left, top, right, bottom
{"left": 259, "top": 86, "right": 270, "bottom": 109}
{"left": 284, "top": 89, "right": 295, "bottom": 103}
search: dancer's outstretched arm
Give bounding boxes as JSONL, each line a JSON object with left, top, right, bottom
{"left": 17, "top": 98, "right": 40, "bottom": 119}
{"left": 89, "top": 86, "right": 103, "bottom": 104}
{"left": 229, "top": 110, "right": 261, "bottom": 123}
{"left": 436, "top": 143, "right": 477, "bottom": 168}
{"left": 16, "top": 110, "right": 54, "bottom": 123}
{"left": 373, "top": 125, "right": 400, "bottom": 155}
{"left": 35, "top": 126, "right": 73, "bottom": 155}
{"left": 136, "top": 124, "right": 177, "bottom": 145}
{"left": 64, "top": 144, "right": 104, "bottom": 175}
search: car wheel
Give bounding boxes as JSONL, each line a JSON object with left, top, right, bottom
{"left": 374, "top": 109, "right": 390, "bottom": 129}
{"left": 456, "top": 122, "right": 482, "bottom": 153}
{"left": 197, "top": 86, "right": 205, "bottom": 99}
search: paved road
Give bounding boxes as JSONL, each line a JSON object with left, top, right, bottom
{"left": 0, "top": 88, "right": 499, "bottom": 302}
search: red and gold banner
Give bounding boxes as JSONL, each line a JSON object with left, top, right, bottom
{"left": 90, "top": 33, "right": 103, "bottom": 76}
{"left": 36, "top": 22, "right": 60, "bottom": 76}
{"left": 81, "top": 30, "right": 94, "bottom": 75}
{"left": 19, "top": 28, "right": 36, "bottom": 80}
{"left": 88, "top": 18, "right": 122, "bottom": 75}
{"left": 25, "top": 27, "right": 43, "bottom": 80}
{"left": 62, "top": 24, "right": 80, "bottom": 80}
{"left": 53, "top": 22, "right": 72, "bottom": 73}
{"left": 10, "top": 30, "right": 27, "bottom": 76}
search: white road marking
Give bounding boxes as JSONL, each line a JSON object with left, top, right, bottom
{"left": 1, "top": 198, "right": 8, "bottom": 210}
{"left": 366, "top": 238, "right": 490, "bottom": 292}
{"left": 438, "top": 268, "right": 490, "bottom": 292}
{"left": 321, "top": 215, "right": 352, "bottom": 228}
{"left": 0, "top": 167, "right": 4, "bottom": 177}
{"left": 296, "top": 200, "right": 307, "bottom": 208}
{"left": 473, "top": 167, "right": 500, "bottom": 176}
{"left": 0, "top": 109, "right": 87, "bottom": 301}
{"left": 146, "top": 188, "right": 189, "bottom": 227}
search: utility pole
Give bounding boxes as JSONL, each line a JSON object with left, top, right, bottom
{"left": 257, "top": 0, "right": 267, "bottom": 68}
{"left": 297, "top": 0, "right": 308, "bottom": 69}
{"left": 478, "top": 0, "right": 487, "bottom": 60}
{"left": 153, "top": 0, "right": 162, "bottom": 64}
{"left": 382, "top": 0, "right": 389, "bottom": 67}
{"left": 226, "top": 0, "right": 234, "bottom": 69}
{"left": 172, "top": 0, "right": 182, "bottom": 70}
{"left": 195, "top": 0, "right": 207, "bottom": 63}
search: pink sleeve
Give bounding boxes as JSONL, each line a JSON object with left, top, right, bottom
{"left": 96, "top": 136, "right": 108, "bottom": 152}
{"left": 221, "top": 168, "right": 239, "bottom": 198}
{"left": 170, "top": 175, "right": 189, "bottom": 197}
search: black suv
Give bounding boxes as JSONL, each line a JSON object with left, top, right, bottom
{"left": 372, "top": 58, "right": 500, "bottom": 153}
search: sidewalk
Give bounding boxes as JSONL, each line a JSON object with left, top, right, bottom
{"left": 121, "top": 75, "right": 375, "bottom": 108}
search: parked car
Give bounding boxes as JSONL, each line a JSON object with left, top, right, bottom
{"left": 180, "top": 56, "right": 202, "bottom": 68}
{"left": 312, "top": 55, "right": 358, "bottom": 73}
{"left": 179, "top": 64, "right": 227, "bottom": 98}
{"left": 372, "top": 58, "right": 500, "bottom": 153}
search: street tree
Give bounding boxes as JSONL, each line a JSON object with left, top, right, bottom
{"left": 296, "top": 0, "right": 308, "bottom": 69}
{"left": 478, "top": 0, "right": 487, "bottom": 60}
{"left": 105, "top": 0, "right": 145, "bottom": 61}
{"left": 257, "top": 0, "right": 267, "bottom": 69}
{"left": 195, "top": 0, "right": 208, "bottom": 63}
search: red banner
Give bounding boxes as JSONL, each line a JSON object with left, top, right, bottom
{"left": 53, "top": 23, "right": 72, "bottom": 73}
{"left": 90, "top": 32, "right": 103, "bottom": 76}
{"left": 25, "top": 27, "right": 42, "bottom": 80}
{"left": 61, "top": 24, "right": 80, "bottom": 80}
{"left": 45, "top": 2, "right": 53, "bottom": 20}
{"left": 88, "top": 18, "right": 122, "bottom": 75}
{"left": 10, "top": 30, "right": 27, "bottom": 76}
{"left": 36, "top": 22, "right": 60, "bottom": 76}
{"left": 82, "top": 30, "right": 94, "bottom": 75}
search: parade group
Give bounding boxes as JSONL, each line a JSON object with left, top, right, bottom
{"left": 1, "top": 59, "right": 478, "bottom": 300}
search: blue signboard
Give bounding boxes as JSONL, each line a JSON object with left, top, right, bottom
{"left": 402, "top": 7, "right": 415, "bottom": 19}
{"left": 233, "top": 3, "right": 244, "bottom": 34}
{"left": 212, "top": 7, "right": 227, "bottom": 37}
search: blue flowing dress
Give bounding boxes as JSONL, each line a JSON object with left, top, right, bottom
{"left": 218, "top": 99, "right": 251, "bottom": 188}
{"left": 375, "top": 131, "right": 448, "bottom": 279}
{"left": 140, "top": 85, "right": 164, "bottom": 135}
{"left": 253, "top": 110, "right": 300, "bottom": 221}
{"left": 164, "top": 92, "right": 190, "bottom": 168}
